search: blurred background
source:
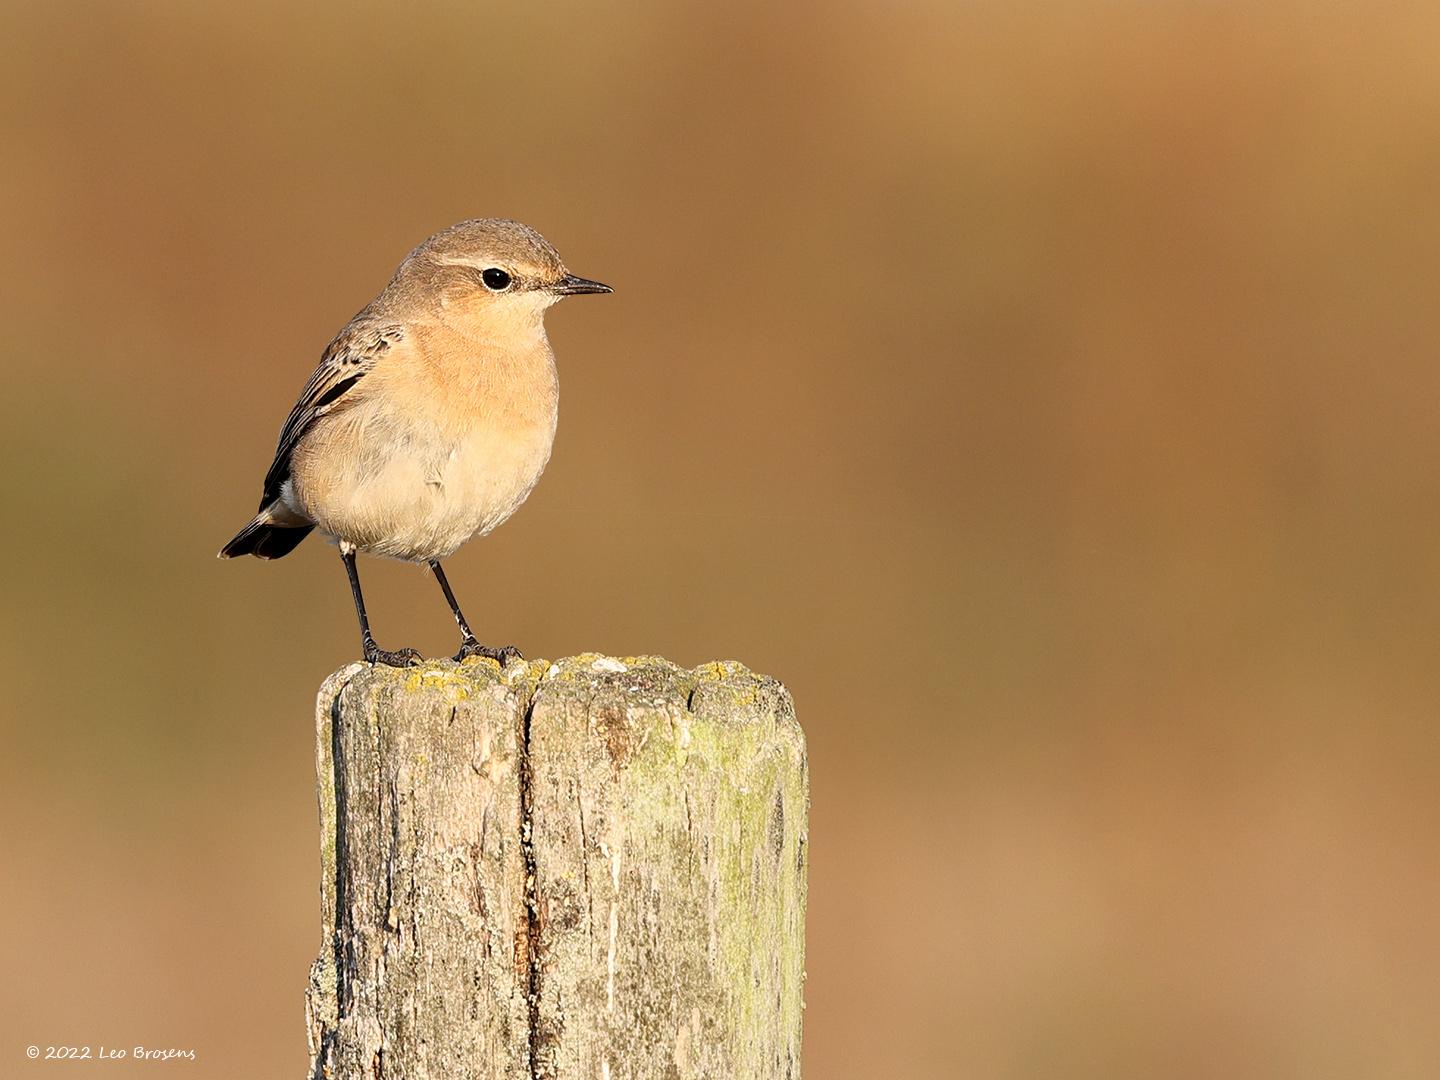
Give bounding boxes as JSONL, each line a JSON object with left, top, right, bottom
{"left": 3, "top": 1, "right": 1439, "bottom": 1076}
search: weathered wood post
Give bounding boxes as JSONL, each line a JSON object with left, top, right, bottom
{"left": 306, "top": 654, "right": 808, "bottom": 1079}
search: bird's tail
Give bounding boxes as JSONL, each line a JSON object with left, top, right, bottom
{"left": 218, "top": 505, "right": 315, "bottom": 560}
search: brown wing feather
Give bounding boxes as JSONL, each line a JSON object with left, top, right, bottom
{"left": 256, "top": 318, "right": 406, "bottom": 511}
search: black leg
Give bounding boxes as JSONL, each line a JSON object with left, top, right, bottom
{"left": 429, "top": 560, "right": 522, "bottom": 665}
{"left": 342, "top": 548, "right": 421, "bottom": 667}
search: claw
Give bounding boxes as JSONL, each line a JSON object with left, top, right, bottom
{"left": 364, "top": 643, "right": 423, "bottom": 668}
{"left": 455, "top": 638, "right": 523, "bottom": 665}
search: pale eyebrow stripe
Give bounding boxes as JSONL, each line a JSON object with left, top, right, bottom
{"left": 430, "top": 253, "right": 541, "bottom": 290}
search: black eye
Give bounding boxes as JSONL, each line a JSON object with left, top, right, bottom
{"left": 481, "top": 267, "right": 512, "bottom": 291}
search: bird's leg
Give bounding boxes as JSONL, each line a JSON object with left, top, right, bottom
{"left": 341, "top": 546, "right": 421, "bottom": 667}
{"left": 429, "top": 560, "right": 523, "bottom": 665}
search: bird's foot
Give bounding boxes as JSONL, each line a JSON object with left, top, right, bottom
{"left": 363, "top": 640, "right": 423, "bottom": 667}
{"left": 455, "top": 638, "right": 523, "bottom": 666}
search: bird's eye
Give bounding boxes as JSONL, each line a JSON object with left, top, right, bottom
{"left": 481, "top": 267, "right": 512, "bottom": 291}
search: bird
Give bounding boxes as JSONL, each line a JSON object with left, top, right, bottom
{"left": 219, "top": 218, "right": 611, "bottom": 667}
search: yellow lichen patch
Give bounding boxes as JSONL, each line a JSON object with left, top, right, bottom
{"left": 398, "top": 666, "right": 480, "bottom": 703}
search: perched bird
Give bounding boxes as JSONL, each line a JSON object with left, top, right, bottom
{"left": 219, "top": 219, "right": 611, "bottom": 666}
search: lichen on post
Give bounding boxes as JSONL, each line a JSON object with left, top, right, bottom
{"left": 306, "top": 654, "right": 808, "bottom": 1080}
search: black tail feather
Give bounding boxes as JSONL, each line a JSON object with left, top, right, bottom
{"left": 219, "top": 518, "right": 314, "bottom": 560}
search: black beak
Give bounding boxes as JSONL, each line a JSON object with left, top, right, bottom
{"left": 553, "top": 274, "right": 613, "bottom": 296}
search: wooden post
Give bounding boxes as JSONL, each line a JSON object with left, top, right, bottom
{"left": 306, "top": 654, "right": 808, "bottom": 1080}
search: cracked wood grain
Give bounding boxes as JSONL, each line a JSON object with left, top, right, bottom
{"left": 307, "top": 655, "right": 807, "bottom": 1080}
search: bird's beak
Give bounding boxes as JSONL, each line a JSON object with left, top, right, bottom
{"left": 552, "top": 274, "right": 613, "bottom": 296}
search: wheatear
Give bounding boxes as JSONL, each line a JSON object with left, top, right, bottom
{"left": 219, "top": 219, "right": 610, "bottom": 666}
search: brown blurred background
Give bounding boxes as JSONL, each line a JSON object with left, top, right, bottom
{"left": 2, "top": 1, "right": 1439, "bottom": 1076}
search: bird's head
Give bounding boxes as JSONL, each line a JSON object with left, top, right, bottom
{"left": 393, "top": 218, "right": 610, "bottom": 331}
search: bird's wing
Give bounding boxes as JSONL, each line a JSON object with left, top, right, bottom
{"left": 256, "top": 317, "right": 406, "bottom": 511}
